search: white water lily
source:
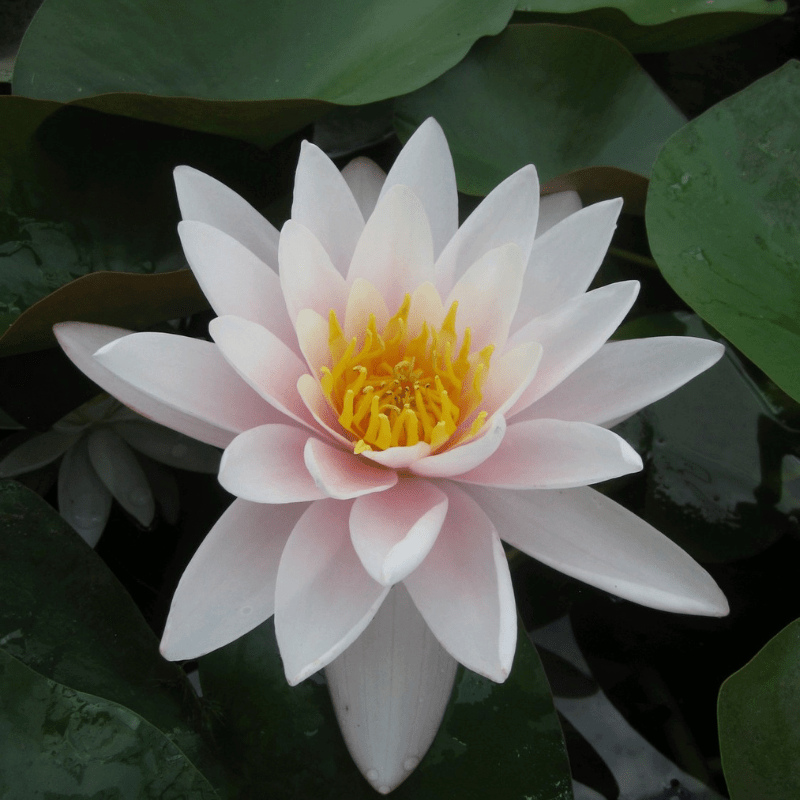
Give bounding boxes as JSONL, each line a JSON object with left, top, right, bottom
{"left": 0, "top": 394, "right": 221, "bottom": 546}
{"left": 54, "top": 119, "right": 727, "bottom": 793}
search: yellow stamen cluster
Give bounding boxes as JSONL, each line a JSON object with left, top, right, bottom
{"left": 320, "top": 294, "right": 493, "bottom": 453}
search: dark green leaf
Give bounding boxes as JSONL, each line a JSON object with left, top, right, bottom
{"left": 199, "top": 616, "right": 572, "bottom": 799}
{"left": 0, "top": 649, "right": 221, "bottom": 799}
{"left": 394, "top": 24, "right": 686, "bottom": 197}
{"left": 646, "top": 61, "right": 800, "bottom": 403}
{"left": 718, "top": 618, "right": 800, "bottom": 799}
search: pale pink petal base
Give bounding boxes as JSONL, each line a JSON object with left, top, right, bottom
{"left": 326, "top": 584, "right": 458, "bottom": 795}
{"left": 304, "top": 438, "right": 398, "bottom": 499}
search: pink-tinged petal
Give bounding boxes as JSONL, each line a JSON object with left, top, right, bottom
{"left": 86, "top": 427, "right": 155, "bottom": 527}
{"left": 403, "top": 483, "right": 516, "bottom": 682}
{"left": 407, "top": 282, "right": 445, "bottom": 338}
{"left": 536, "top": 190, "right": 582, "bottom": 238}
{"left": 516, "top": 337, "right": 726, "bottom": 427}
{"left": 160, "top": 499, "right": 309, "bottom": 660}
{"left": 296, "top": 374, "right": 353, "bottom": 448}
{"left": 55, "top": 323, "right": 246, "bottom": 449}
{"left": 174, "top": 165, "right": 279, "bottom": 268}
{"left": 304, "top": 438, "right": 397, "bottom": 499}
{"left": 326, "top": 584, "right": 457, "bottom": 794}
{"left": 349, "top": 478, "right": 448, "bottom": 586}
{"left": 178, "top": 221, "right": 296, "bottom": 348}
{"left": 83, "top": 327, "right": 280, "bottom": 448}
{"left": 57, "top": 438, "right": 112, "bottom": 547}
{"left": 0, "top": 431, "right": 78, "bottom": 477}
{"left": 411, "top": 414, "right": 506, "bottom": 479}
{"left": 344, "top": 279, "right": 390, "bottom": 341}
{"left": 380, "top": 118, "right": 457, "bottom": 260}
{"left": 480, "top": 341, "right": 543, "bottom": 419}
{"left": 445, "top": 243, "right": 524, "bottom": 350}
{"left": 347, "top": 185, "right": 435, "bottom": 310}
{"left": 279, "top": 220, "right": 349, "bottom": 322}
{"left": 275, "top": 498, "right": 390, "bottom": 684}
{"left": 514, "top": 197, "right": 623, "bottom": 327}
{"left": 341, "top": 156, "right": 386, "bottom": 220}
{"left": 295, "top": 309, "right": 331, "bottom": 375}
{"left": 209, "top": 315, "right": 317, "bottom": 431}
{"left": 113, "top": 421, "right": 221, "bottom": 474}
{"left": 455, "top": 419, "right": 642, "bottom": 490}
{"left": 466, "top": 484, "right": 729, "bottom": 617}
{"left": 219, "top": 425, "right": 325, "bottom": 503}
{"left": 508, "top": 281, "right": 640, "bottom": 416}
{"left": 360, "top": 442, "right": 431, "bottom": 469}
{"left": 292, "top": 141, "right": 366, "bottom": 275}
{"left": 435, "top": 164, "right": 539, "bottom": 296}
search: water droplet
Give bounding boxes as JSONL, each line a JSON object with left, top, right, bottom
{"left": 403, "top": 756, "right": 419, "bottom": 771}
{"left": 171, "top": 443, "right": 189, "bottom": 458}
{"left": 681, "top": 172, "right": 691, "bottom": 185}
{"left": 240, "top": 606, "right": 252, "bottom": 616}
{"left": 129, "top": 488, "right": 150, "bottom": 506}
{"left": 366, "top": 769, "right": 379, "bottom": 781}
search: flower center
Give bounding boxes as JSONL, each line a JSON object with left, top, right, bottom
{"left": 320, "top": 294, "right": 493, "bottom": 453}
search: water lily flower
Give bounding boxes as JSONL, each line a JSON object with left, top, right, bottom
{"left": 0, "top": 394, "right": 221, "bottom": 546}
{"left": 54, "top": 119, "right": 728, "bottom": 793}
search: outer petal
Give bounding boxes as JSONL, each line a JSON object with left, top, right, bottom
{"left": 326, "top": 585, "right": 457, "bottom": 795}
{"left": 380, "top": 118, "right": 457, "bottom": 259}
{"left": 55, "top": 323, "right": 253, "bottom": 449}
{"left": 349, "top": 478, "right": 448, "bottom": 586}
{"left": 341, "top": 156, "right": 386, "bottom": 220}
{"left": 514, "top": 197, "right": 623, "bottom": 327}
{"left": 174, "top": 165, "right": 280, "bottom": 268}
{"left": 57, "top": 438, "right": 112, "bottom": 547}
{"left": 160, "top": 499, "right": 309, "bottom": 660}
{"left": 403, "top": 483, "right": 516, "bottom": 682}
{"left": 435, "top": 164, "right": 539, "bottom": 296}
{"left": 347, "top": 185, "right": 435, "bottom": 311}
{"left": 86, "top": 427, "right": 155, "bottom": 527}
{"left": 515, "top": 336, "right": 726, "bottom": 427}
{"left": 113, "top": 421, "right": 221, "bottom": 474}
{"left": 536, "top": 190, "right": 582, "bottom": 238}
{"left": 467, "top": 484, "right": 729, "bottom": 616}
{"left": 292, "top": 141, "right": 366, "bottom": 275}
{"left": 275, "top": 498, "right": 390, "bottom": 685}
{"left": 178, "top": 221, "right": 296, "bottom": 348}
{"left": 219, "top": 425, "right": 325, "bottom": 503}
{"left": 455, "top": 419, "right": 642, "bottom": 490}
{"left": 507, "top": 280, "right": 640, "bottom": 416}
{"left": 304, "top": 438, "right": 398, "bottom": 499}
{"left": 0, "top": 431, "right": 78, "bottom": 477}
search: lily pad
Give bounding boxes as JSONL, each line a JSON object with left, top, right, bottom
{"left": 646, "top": 60, "right": 800, "bottom": 404}
{"left": 718, "top": 618, "right": 800, "bottom": 799}
{"left": 394, "top": 24, "right": 686, "bottom": 197}
{"left": 199, "top": 616, "right": 572, "bottom": 798}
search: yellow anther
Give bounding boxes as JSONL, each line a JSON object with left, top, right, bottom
{"left": 376, "top": 414, "right": 392, "bottom": 450}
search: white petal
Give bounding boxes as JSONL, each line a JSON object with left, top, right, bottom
{"left": 516, "top": 336, "right": 726, "bottom": 427}
{"left": 480, "top": 341, "right": 543, "bottom": 419}
{"left": 343, "top": 279, "right": 390, "bottom": 340}
{"left": 219, "top": 425, "right": 325, "bottom": 503}
{"left": 467, "top": 484, "right": 730, "bottom": 616}
{"left": 341, "top": 156, "right": 386, "bottom": 220}
{"left": 380, "top": 118, "right": 457, "bottom": 259}
{"left": 514, "top": 197, "right": 623, "bottom": 327}
{"left": 508, "top": 280, "right": 640, "bottom": 416}
{"left": 294, "top": 309, "right": 331, "bottom": 376}
{"left": 0, "top": 431, "right": 78, "bottom": 477}
{"left": 326, "top": 584, "right": 457, "bottom": 794}
{"left": 360, "top": 442, "right": 431, "bottom": 469}
{"left": 347, "top": 185, "right": 435, "bottom": 311}
{"left": 536, "top": 190, "right": 582, "bottom": 238}
{"left": 456, "top": 419, "right": 642, "bottom": 489}
{"left": 296, "top": 373, "right": 353, "bottom": 447}
{"left": 178, "top": 221, "right": 297, "bottom": 348}
{"left": 160, "top": 499, "right": 308, "bottom": 660}
{"left": 435, "top": 164, "right": 539, "bottom": 296}
{"left": 349, "top": 478, "right": 448, "bottom": 585}
{"left": 113, "top": 421, "right": 221, "bottom": 473}
{"left": 275, "top": 498, "right": 390, "bottom": 684}
{"left": 304, "top": 438, "right": 397, "bottom": 499}
{"left": 174, "top": 165, "right": 280, "bottom": 268}
{"left": 292, "top": 141, "right": 366, "bottom": 275}
{"left": 86, "top": 427, "right": 155, "bottom": 527}
{"left": 55, "top": 323, "right": 247, "bottom": 449}
{"left": 404, "top": 483, "right": 516, "bottom": 682}
{"left": 57, "top": 438, "right": 112, "bottom": 547}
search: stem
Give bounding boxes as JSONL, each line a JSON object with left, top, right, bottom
{"left": 608, "top": 247, "right": 659, "bottom": 269}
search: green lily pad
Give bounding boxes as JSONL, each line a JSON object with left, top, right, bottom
{"left": 0, "top": 479, "right": 228, "bottom": 794}
{"left": 514, "top": 0, "right": 786, "bottom": 53}
{"left": 646, "top": 60, "right": 800, "bottom": 404}
{"left": 394, "top": 24, "right": 686, "bottom": 196}
{"left": 0, "top": 648, "right": 221, "bottom": 799}
{"left": 13, "top": 0, "right": 518, "bottom": 146}
{"left": 199, "top": 615, "right": 572, "bottom": 798}
{"left": 718, "top": 618, "right": 800, "bottom": 799}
